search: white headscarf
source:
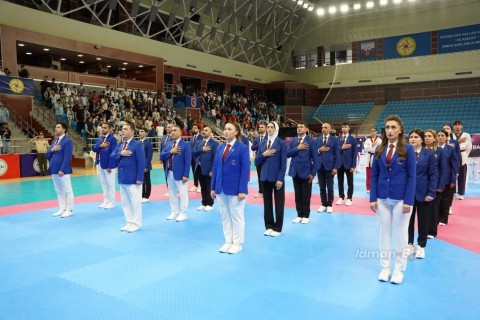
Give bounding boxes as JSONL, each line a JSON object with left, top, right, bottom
{"left": 267, "top": 121, "right": 279, "bottom": 145}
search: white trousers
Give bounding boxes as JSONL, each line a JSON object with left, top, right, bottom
{"left": 167, "top": 170, "right": 189, "bottom": 215}
{"left": 52, "top": 174, "right": 74, "bottom": 211}
{"left": 217, "top": 193, "right": 246, "bottom": 245}
{"left": 377, "top": 198, "right": 412, "bottom": 271}
{"left": 120, "top": 184, "right": 142, "bottom": 227}
{"left": 98, "top": 167, "right": 116, "bottom": 204}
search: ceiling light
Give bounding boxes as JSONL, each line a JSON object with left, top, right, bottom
{"left": 393, "top": 0, "right": 402, "bottom": 3}
{"left": 60, "top": 58, "right": 66, "bottom": 61}
{"left": 26, "top": 52, "right": 32, "bottom": 55}
{"left": 308, "top": 5, "right": 314, "bottom": 11}
{"left": 43, "top": 48, "right": 50, "bottom": 51}
{"left": 77, "top": 54, "right": 83, "bottom": 57}
{"left": 303, "top": 3, "right": 309, "bottom": 8}
{"left": 96, "top": 57, "right": 102, "bottom": 60}
{"left": 316, "top": 8, "right": 325, "bottom": 16}
{"left": 353, "top": 3, "right": 361, "bottom": 10}
{"left": 123, "top": 62, "right": 128, "bottom": 65}
{"left": 79, "top": 61, "right": 85, "bottom": 64}
{"left": 340, "top": 4, "right": 349, "bottom": 12}
{"left": 297, "top": 0, "right": 304, "bottom": 5}
{"left": 18, "top": 43, "right": 25, "bottom": 47}
{"left": 328, "top": 6, "right": 337, "bottom": 14}
{"left": 121, "top": 67, "right": 126, "bottom": 70}
{"left": 380, "top": 0, "right": 388, "bottom": 5}
{"left": 107, "top": 65, "right": 111, "bottom": 68}
{"left": 366, "top": 1, "right": 374, "bottom": 8}
{"left": 139, "top": 65, "right": 144, "bottom": 68}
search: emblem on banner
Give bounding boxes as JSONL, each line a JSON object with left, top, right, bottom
{"left": 9, "top": 78, "right": 25, "bottom": 94}
{"left": 0, "top": 159, "right": 8, "bottom": 176}
{"left": 396, "top": 36, "right": 416, "bottom": 56}
{"left": 191, "top": 97, "right": 197, "bottom": 108}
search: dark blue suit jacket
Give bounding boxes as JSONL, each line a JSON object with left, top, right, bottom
{"left": 193, "top": 138, "right": 219, "bottom": 175}
{"left": 160, "top": 138, "right": 192, "bottom": 180}
{"left": 211, "top": 140, "right": 250, "bottom": 195}
{"left": 370, "top": 143, "right": 416, "bottom": 206}
{"left": 415, "top": 149, "right": 438, "bottom": 202}
{"left": 255, "top": 137, "right": 287, "bottom": 183}
{"left": 189, "top": 134, "right": 203, "bottom": 162}
{"left": 440, "top": 144, "right": 459, "bottom": 185}
{"left": 338, "top": 134, "right": 357, "bottom": 169}
{"left": 46, "top": 135, "right": 73, "bottom": 174}
{"left": 92, "top": 134, "right": 117, "bottom": 169}
{"left": 251, "top": 135, "right": 266, "bottom": 153}
{"left": 110, "top": 139, "right": 146, "bottom": 184}
{"left": 287, "top": 135, "right": 319, "bottom": 179}
{"left": 140, "top": 138, "right": 153, "bottom": 171}
{"left": 316, "top": 135, "right": 341, "bottom": 171}
{"left": 434, "top": 147, "right": 448, "bottom": 189}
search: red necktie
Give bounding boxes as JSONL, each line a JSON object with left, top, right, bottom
{"left": 169, "top": 141, "right": 176, "bottom": 168}
{"left": 298, "top": 137, "right": 302, "bottom": 146}
{"left": 122, "top": 141, "right": 128, "bottom": 150}
{"left": 323, "top": 136, "right": 327, "bottom": 146}
{"left": 55, "top": 138, "right": 60, "bottom": 145}
{"left": 267, "top": 140, "right": 271, "bottom": 150}
{"left": 386, "top": 144, "right": 394, "bottom": 166}
{"left": 101, "top": 136, "right": 106, "bottom": 144}
{"left": 222, "top": 144, "right": 231, "bottom": 163}
{"left": 203, "top": 141, "right": 207, "bottom": 147}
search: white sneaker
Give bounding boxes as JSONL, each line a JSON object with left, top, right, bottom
{"left": 104, "top": 202, "right": 115, "bottom": 209}
{"left": 378, "top": 267, "right": 390, "bottom": 282}
{"left": 326, "top": 207, "right": 333, "bottom": 213}
{"left": 336, "top": 198, "right": 344, "bottom": 205}
{"left": 439, "top": 222, "right": 446, "bottom": 226}
{"left": 60, "top": 209, "right": 73, "bottom": 218}
{"left": 458, "top": 195, "right": 464, "bottom": 200}
{"left": 227, "top": 244, "right": 243, "bottom": 254}
{"left": 427, "top": 235, "right": 435, "bottom": 239}
{"left": 415, "top": 246, "right": 425, "bottom": 259}
{"left": 52, "top": 209, "right": 65, "bottom": 217}
{"left": 254, "top": 193, "right": 263, "bottom": 198}
{"left": 449, "top": 207, "right": 453, "bottom": 215}
{"left": 264, "top": 229, "right": 273, "bottom": 236}
{"left": 120, "top": 224, "right": 131, "bottom": 231}
{"left": 197, "top": 205, "right": 206, "bottom": 211}
{"left": 390, "top": 269, "right": 404, "bottom": 284}
{"left": 189, "top": 186, "right": 197, "bottom": 192}
{"left": 317, "top": 206, "right": 327, "bottom": 212}
{"left": 405, "top": 244, "right": 416, "bottom": 256}
{"left": 166, "top": 213, "right": 178, "bottom": 220}
{"left": 204, "top": 205, "right": 214, "bottom": 212}
{"left": 196, "top": 187, "right": 201, "bottom": 193}
{"left": 301, "top": 218, "right": 309, "bottom": 224}
{"left": 219, "top": 243, "right": 233, "bottom": 253}
{"left": 127, "top": 224, "right": 141, "bottom": 233}
{"left": 175, "top": 214, "right": 187, "bottom": 222}
{"left": 345, "top": 199, "right": 352, "bottom": 206}
{"left": 270, "top": 231, "right": 282, "bottom": 237}
{"left": 141, "top": 198, "right": 150, "bottom": 203}
{"left": 98, "top": 202, "right": 107, "bottom": 208}
{"left": 292, "top": 217, "right": 302, "bottom": 224}
{"left": 164, "top": 192, "right": 169, "bottom": 197}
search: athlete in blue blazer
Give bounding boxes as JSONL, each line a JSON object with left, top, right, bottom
{"left": 47, "top": 122, "right": 75, "bottom": 218}
{"left": 336, "top": 123, "right": 357, "bottom": 205}
{"left": 188, "top": 125, "right": 203, "bottom": 191}
{"left": 138, "top": 128, "right": 153, "bottom": 202}
{"left": 255, "top": 122, "right": 287, "bottom": 236}
{"left": 251, "top": 123, "right": 267, "bottom": 197}
{"left": 92, "top": 122, "right": 117, "bottom": 209}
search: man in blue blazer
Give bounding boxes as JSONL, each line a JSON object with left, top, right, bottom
{"left": 193, "top": 126, "right": 218, "bottom": 211}
{"left": 316, "top": 122, "right": 341, "bottom": 213}
{"left": 251, "top": 123, "right": 267, "bottom": 198}
{"left": 138, "top": 128, "right": 153, "bottom": 203}
{"left": 160, "top": 126, "right": 192, "bottom": 222}
{"left": 160, "top": 123, "right": 174, "bottom": 196}
{"left": 188, "top": 125, "right": 203, "bottom": 192}
{"left": 47, "top": 122, "right": 75, "bottom": 218}
{"left": 109, "top": 123, "right": 146, "bottom": 233}
{"left": 287, "top": 121, "right": 319, "bottom": 224}
{"left": 92, "top": 122, "right": 117, "bottom": 209}
{"left": 336, "top": 123, "right": 357, "bottom": 206}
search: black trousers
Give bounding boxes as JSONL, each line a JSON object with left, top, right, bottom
{"left": 337, "top": 165, "right": 354, "bottom": 200}
{"left": 142, "top": 170, "right": 151, "bottom": 199}
{"left": 428, "top": 191, "right": 443, "bottom": 237}
{"left": 191, "top": 161, "right": 200, "bottom": 187}
{"left": 293, "top": 176, "right": 312, "bottom": 218}
{"left": 37, "top": 153, "right": 48, "bottom": 175}
{"left": 255, "top": 164, "right": 264, "bottom": 194}
{"left": 198, "top": 168, "right": 213, "bottom": 206}
{"left": 317, "top": 165, "right": 335, "bottom": 207}
{"left": 409, "top": 200, "right": 433, "bottom": 248}
{"left": 439, "top": 184, "right": 455, "bottom": 225}
{"left": 263, "top": 181, "right": 285, "bottom": 232}
{"left": 457, "top": 163, "right": 467, "bottom": 195}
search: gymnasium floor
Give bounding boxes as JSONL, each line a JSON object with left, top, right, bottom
{"left": 1, "top": 159, "right": 479, "bottom": 320}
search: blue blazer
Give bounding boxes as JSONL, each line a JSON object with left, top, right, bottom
{"left": 193, "top": 138, "right": 219, "bottom": 175}
{"left": 434, "top": 147, "right": 448, "bottom": 189}
{"left": 338, "top": 135, "right": 357, "bottom": 169}
{"left": 251, "top": 135, "right": 266, "bottom": 152}
{"left": 370, "top": 143, "right": 416, "bottom": 206}
{"left": 255, "top": 137, "right": 287, "bottom": 183}
{"left": 441, "top": 144, "right": 459, "bottom": 185}
{"left": 287, "top": 135, "right": 319, "bottom": 179}
{"left": 141, "top": 138, "right": 153, "bottom": 171}
{"left": 92, "top": 134, "right": 117, "bottom": 169}
{"left": 109, "top": 139, "right": 146, "bottom": 184}
{"left": 189, "top": 134, "right": 203, "bottom": 161}
{"left": 415, "top": 149, "right": 438, "bottom": 202}
{"left": 159, "top": 134, "right": 171, "bottom": 161}
{"left": 160, "top": 138, "right": 192, "bottom": 180}
{"left": 46, "top": 136, "right": 73, "bottom": 174}
{"left": 316, "top": 135, "right": 341, "bottom": 171}
{"left": 211, "top": 140, "right": 250, "bottom": 195}
{"left": 448, "top": 138, "right": 461, "bottom": 166}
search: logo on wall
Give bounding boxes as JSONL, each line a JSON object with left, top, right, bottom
{"left": 396, "top": 36, "right": 417, "bottom": 56}
{"left": 360, "top": 41, "right": 376, "bottom": 56}
{"left": 0, "top": 159, "right": 8, "bottom": 176}
{"left": 33, "top": 158, "right": 50, "bottom": 173}
{"left": 191, "top": 97, "right": 197, "bottom": 108}
{"left": 8, "top": 78, "right": 25, "bottom": 94}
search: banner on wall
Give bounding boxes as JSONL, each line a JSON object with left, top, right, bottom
{"left": 438, "top": 24, "right": 480, "bottom": 54}
{"left": 359, "top": 40, "right": 378, "bottom": 61}
{"left": 0, "top": 75, "right": 34, "bottom": 96}
{"left": 469, "top": 134, "right": 480, "bottom": 158}
{"left": 173, "top": 96, "right": 202, "bottom": 108}
{"left": 0, "top": 154, "right": 21, "bottom": 180}
{"left": 382, "top": 32, "right": 432, "bottom": 59}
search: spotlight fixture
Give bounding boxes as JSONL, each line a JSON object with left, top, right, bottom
{"left": 60, "top": 58, "right": 66, "bottom": 61}
{"left": 26, "top": 52, "right": 32, "bottom": 55}
{"left": 328, "top": 6, "right": 337, "bottom": 14}
{"left": 353, "top": 3, "right": 361, "bottom": 10}
{"left": 96, "top": 57, "right": 102, "bottom": 60}
{"left": 340, "top": 4, "right": 349, "bottom": 12}
{"left": 366, "top": 1, "right": 374, "bottom": 8}
{"left": 240, "top": 26, "right": 245, "bottom": 32}
{"left": 43, "top": 48, "right": 50, "bottom": 51}
{"left": 77, "top": 54, "right": 84, "bottom": 57}
{"left": 216, "top": 17, "right": 222, "bottom": 23}
{"left": 123, "top": 62, "right": 128, "bottom": 65}
{"left": 303, "top": 2, "right": 309, "bottom": 8}
{"left": 79, "top": 61, "right": 85, "bottom": 64}
{"left": 139, "top": 65, "right": 144, "bottom": 68}
{"left": 316, "top": 8, "right": 325, "bottom": 16}
{"left": 380, "top": 0, "right": 388, "bottom": 5}
{"left": 107, "top": 65, "right": 111, "bottom": 68}
{"left": 308, "top": 5, "right": 314, "bottom": 11}
{"left": 18, "top": 43, "right": 25, "bottom": 47}
{"left": 298, "top": 0, "right": 304, "bottom": 5}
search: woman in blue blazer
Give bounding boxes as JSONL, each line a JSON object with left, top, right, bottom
{"left": 407, "top": 129, "right": 438, "bottom": 260}
{"left": 370, "top": 115, "right": 416, "bottom": 285}
{"left": 255, "top": 122, "right": 287, "bottom": 237}
{"left": 211, "top": 122, "right": 250, "bottom": 254}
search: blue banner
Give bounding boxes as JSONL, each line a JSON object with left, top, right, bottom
{"left": 0, "top": 75, "right": 34, "bottom": 96}
{"left": 382, "top": 32, "right": 431, "bottom": 59}
{"left": 438, "top": 24, "right": 480, "bottom": 54}
{"left": 173, "top": 96, "right": 203, "bottom": 108}
{"left": 359, "top": 40, "right": 377, "bottom": 61}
